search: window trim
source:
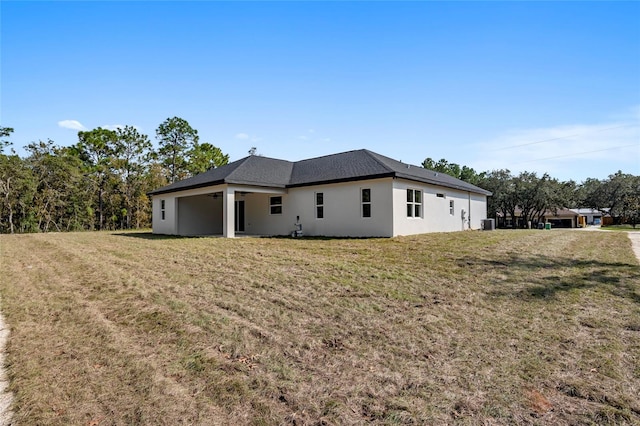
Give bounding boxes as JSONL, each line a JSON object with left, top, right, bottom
{"left": 361, "top": 188, "right": 371, "bottom": 218}
{"left": 315, "top": 192, "right": 324, "bottom": 219}
{"left": 269, "top": 196, "right": 283, "bottom": 215}
{"left": 406, "top": 188, "right": 422, "bottom": 218}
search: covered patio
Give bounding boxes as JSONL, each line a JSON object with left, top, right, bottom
{"left": 172, "top": 184, "right": 287, "bottom": 238}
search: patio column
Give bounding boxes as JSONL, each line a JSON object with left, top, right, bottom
{"left": 222, "top": 187, "right": 235, "bottom": 238}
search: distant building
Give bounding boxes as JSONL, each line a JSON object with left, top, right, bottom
{"left": 570, "top": 208, "right": 604, "bottom": 226}
{"left": 496, "top": 208, "right": 580, "bottom": 229}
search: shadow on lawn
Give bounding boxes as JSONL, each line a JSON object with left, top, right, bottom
{"left": 113, "top": 232, "right": 204, "bottom": 240}
{"left": 462, "top": 255, "right": 640, "bottom": 304}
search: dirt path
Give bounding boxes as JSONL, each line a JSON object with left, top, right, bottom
{"left": 628, "top": 232, "right": 640, "bottom": 263}
{"left": 0, "top": 301, "right": 13, "bottom": 426}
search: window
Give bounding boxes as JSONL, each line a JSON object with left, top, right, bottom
{"left": 436, "top": 193, "right": 446, "bottom": 198}
{"left": 406, "top": 189, "right": 422, "bottom": 218}
{"left": 315, "top": 192, "right": 324, "bottom": 219}
{"left": 361, "top": 188, "right": 371, "bottom": 218}
{"left": 270, "top": 196, "right": 282, "bottom": 215}
{"left": 449, "top": 200, "right": 455, "bottom": 216}
{"left": 160, "top": 199, "right": 166, "bottom": 221}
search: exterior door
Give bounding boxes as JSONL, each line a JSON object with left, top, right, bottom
{"left": 235, "top": 200, "right": 245, "bottom": 232}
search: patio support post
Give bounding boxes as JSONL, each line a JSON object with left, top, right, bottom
{"left": 222, "top": 187, "right": 235, "bottom": 238}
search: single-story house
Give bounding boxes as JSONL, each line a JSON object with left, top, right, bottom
{"left": 148, "top": 149, "right": 492, "bottom": 238}
{"left": 496, "top": 208, "right": 580, "bottom": 229}
{"left": 570, "top": 208, "right": 604, "bottom": 226}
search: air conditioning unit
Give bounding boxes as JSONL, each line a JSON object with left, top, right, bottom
{"left": 482, "top": 219, "right": 495, "bottom": 231}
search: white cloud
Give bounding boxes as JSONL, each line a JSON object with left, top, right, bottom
{"left": 235, "top": 133, "right": 262, "bottom": 143}
{"left": 102, "top": 124, "right": 126, "bottom": 131}
{"left": 58, "top": 120, "right": 86, "bottom": 131}
{"left": 296, "top": 131, "right": 332, "bottom": 144}
{"left": 469, "top": 110, "right": 640, "bottom": 181}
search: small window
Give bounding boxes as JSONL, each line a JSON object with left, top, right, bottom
{"left": 361, "top": 188, "right": 371, "bottom": 218}
{"left": 407, "top": 189, "right": 422, "bottom": 218}
{"left": 315, "top": 192, "right": 324, "bottom": 219}
{"left": 270, "top": 196, "right": 282, "bottom": 215}
{"left": 449, "top": 200, "right": 455, "bottom": 216}
{"left": 160, "top": 199, "right": 166, "bottom": 221}
{"left": 436, "top": 193, "right": 445, "bottom": 198}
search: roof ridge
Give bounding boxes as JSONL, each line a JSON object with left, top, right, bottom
{"left": 225, "top": 155, "right": 253, "bottom": 180}
{"left": 293, "top": 149, "right": 364, "bottom": 164}
{"left": 361, "top": 149, "right": 395, "bottom": 173}
{"left": 226, "top": 155, "right": 294, "bottom": 183}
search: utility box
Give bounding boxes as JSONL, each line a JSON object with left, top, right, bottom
{"left": 482, "top": 219, "right": 495, "bottom": 231}
{"left": 545, "top": 223, "right": 551, "bottom": 230}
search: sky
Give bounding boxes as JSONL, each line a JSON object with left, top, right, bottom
{"left": 1, "top": 1, "right": 639, "bottom": 183}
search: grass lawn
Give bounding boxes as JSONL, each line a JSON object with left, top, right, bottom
{"left": 0, "top": 230, "right": 639, "bottom": 425}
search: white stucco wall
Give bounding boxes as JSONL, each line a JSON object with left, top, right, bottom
{"left": 242, "top": 178, "right": 394, "bottom": 237}
{"left": 392, "top": 179, "right": 487, "bottom": 235}
{"left": 176, "top": 194, "right": 222, "bottom": 235}
{"left": 152, "top": 186, "right": 225, "bottom": 235}
{"left": 468, "top": 192, "right": 488, "bottom": 230}
{"left": 295, "top": 178, "right": 394, "bottom": 237}
{"left": 151, "top": 178, "right": 487, "bottom": 237}
{"left": 152, "top": 184, "right": 287, "bottom": 236}
{"left": 152, "top": 196, "right": 177, "bottom": 234}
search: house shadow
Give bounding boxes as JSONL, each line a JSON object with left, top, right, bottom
{"left": 265, "top": 235, "right": 379, "bottom": 241}
{"left": 113, "top": 232, "right": 265, "bottom": 240}
{"left": 112, "top": 232, "right": 206, "bottom": 240}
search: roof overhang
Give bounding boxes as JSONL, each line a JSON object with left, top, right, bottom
{"left": 286, "top": 172, "right": 395, "bottom": 188}
{"left": 394, "top": 172, "right": 492, "bottom": 196}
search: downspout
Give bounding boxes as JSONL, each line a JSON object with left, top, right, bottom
{"left": 468, "top": 192, "right": 471, "bottom": 230}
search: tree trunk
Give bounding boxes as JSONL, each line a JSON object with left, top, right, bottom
{"left": 98, "top": 177, "right": 104, "bottom": 231}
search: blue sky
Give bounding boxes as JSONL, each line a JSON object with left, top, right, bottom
{"left": 2, "top": 1, "right": 639, "bottom": 182}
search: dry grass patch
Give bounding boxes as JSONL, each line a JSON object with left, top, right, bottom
{"left": 0, "top": 230, "right": 639, "bottom": 425}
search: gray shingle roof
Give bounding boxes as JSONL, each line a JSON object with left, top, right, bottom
{"left": 149, "top": 149, "right": 491, "bottom": 196}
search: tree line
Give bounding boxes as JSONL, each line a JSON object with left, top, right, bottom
{"left": 423, "top": 157, "right": 640, "bottom": 228}
{"left": 0, "top": 123, "right": 636, "bottom": 234}
{"left": 0, "top": 117, "right": 229, "bottom": 233}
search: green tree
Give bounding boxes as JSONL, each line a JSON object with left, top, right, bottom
{"left": 74, "top": 127, "right": 119, "bottom": 230}
{"left": 26, "top": 140, "right": 91, "bottom": 232}
{"left": 580, "top": 171, "right": 640, "bottom": 225}
{"left": 0, "top": 126, "right": 14, "bottom": 154}
{"left": 621, "top": 175, "right": 640, "bottom": 227}
{"left": 187, "top": 142, "right": 229, "bottom": 175}
{"left": 479, "top": 169, "right": 517, "bottom": 224}
{"left": 156, "top": 117, "right": 199, "bottom": 183}
{"left": 422, "top": 157, "right": 485, "bottom": 185}
{"left": 113, "top": 126, "right": 152, "bottom": 229}
{"left": 0, "top": 152, "right": 36, "bottom": 233}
